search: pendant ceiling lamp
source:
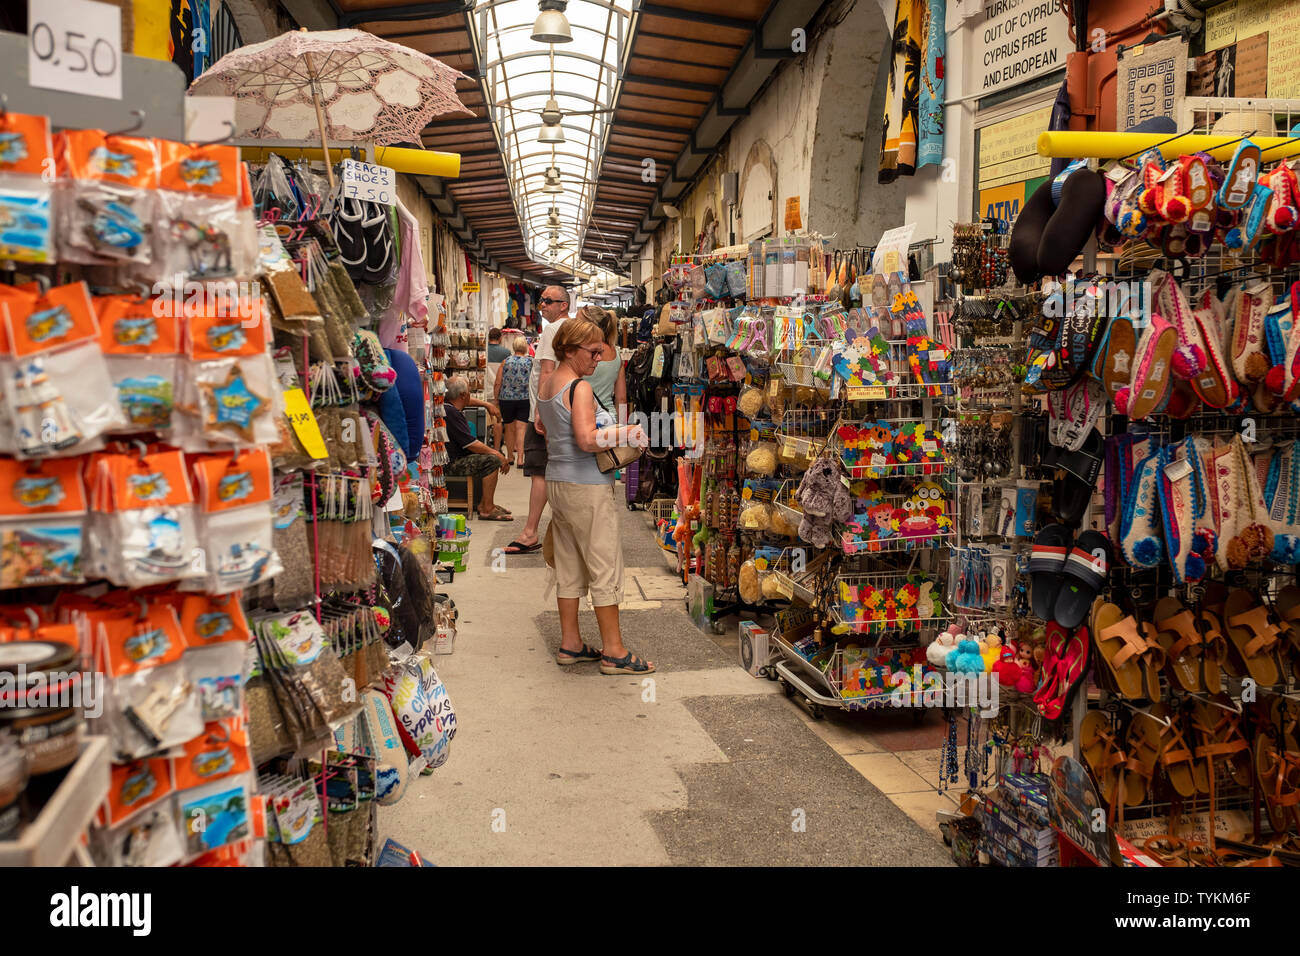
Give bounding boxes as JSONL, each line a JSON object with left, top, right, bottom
{"left": 531, "top": 0, "right": 573, "bottom": 43}
{"left": 538, "top": 125, "right": 565, "bottom": 144}
{"left": 538, "top": 96, "right": 566, "bottom": 142}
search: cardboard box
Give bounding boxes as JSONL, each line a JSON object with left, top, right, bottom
{"left": 738, "top": 620, "right": 770, "bottom": 676}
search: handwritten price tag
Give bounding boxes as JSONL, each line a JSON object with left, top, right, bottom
{"left": 27, "top": 0, "right": 123, "bottom": 100}
{"left": 341, "top": 158, "right": 396, "bottom": 206}
{"left": 282, "top": 389, "right": 328, "bottom": 459}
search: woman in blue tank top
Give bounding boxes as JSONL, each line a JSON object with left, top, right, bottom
{"left": 537, "top": 317, "right": 654, "bottom": 675}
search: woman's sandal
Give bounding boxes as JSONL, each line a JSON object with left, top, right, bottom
{"left": 600, "top": 651, "right": 656, "bottom": 675}
{"left": 1149, "top": 702, "right": 1207, "bottom": 797}
{"left": 1197, "top": 608, "right": 1230, "bottom": 692}
{"left": 1154, "top": 596, "right": 1206, "bottom": 693}
{"left": 1080, "top": 711, "right": 1128, "bottom": 809}
{"left": 1223, "top": 589, "right": 1284, "bottom": 687}
{"left": 1038, "top": 626, "right": 1089, "bottom": 720}
{"left": 1125, "top": 710, "right": 1163, "bottom": 807}
{"left": 1091, "top": 601, "right": 1158, "bottom": 699}
{"left": 1191, "top": 695, "right": 1253, "bottom": 789}
{"left": 1253, "top": 732, "right": 1300, "bottom": 835}
{"left": 1144, "top": 835, "right": 1190, "bottom": 866}
{"left": 556, "top": 643, "right": 602, "bottom": 665}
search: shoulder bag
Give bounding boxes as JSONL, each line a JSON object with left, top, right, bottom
{"left": 566, "top": 380, "right": 643, "bottom": 474}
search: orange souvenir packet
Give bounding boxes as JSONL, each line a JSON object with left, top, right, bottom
{"left": 158, "top": 141, "right": 239, "bottom": 198}
{"left": 3, "top": 281, "right": 99, "bottom": 357}
{"left": 56, "top": 130, "right": 160, "bottom": 187}
{"left": 99, "top": 448, "right": 194, "bottom": 512}
{"left": 186, "top": 301, "right": 268, "bottom": 358}
{"left": 96, "top": 295, "right": 179, "bottom": 355}
{"left": 172, "top": 719, "right": 251, "bottom": 791}
{"left": 179, "top": 591, "right": 250, "bottom": 647}
{"left": 0, "top": 456, "right": 87, "bottom": 516}
{"left": 105, "top": 757, "right": 173, "bottom": 825}
{"left": 98, "top": 601, "right": 185, "bottom": 677}
{"left": 0, "top": 112, "right": 53, "bottom": 176}
{"left": 191, "top": 447, "right": 272, "bottom": 512}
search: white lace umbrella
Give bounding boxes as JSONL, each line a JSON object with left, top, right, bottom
{"left": 189, "top": 28, "right": 471, "bottom": 187}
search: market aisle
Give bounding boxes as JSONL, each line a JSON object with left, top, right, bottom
{"left": 379, "top": 471, "right": 953, "bottom": 866}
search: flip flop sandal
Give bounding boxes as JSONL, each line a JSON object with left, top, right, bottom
{"left": 1032, "top": 620, "right": 1070, "bottom": 707}
{"left": 1154, "top": 596, "right": 1206, "bottom": 693}
{"left": 1149, "top": 702, "right": 1206, "bottom": 797}
{"left": 1229, "top": 278, "right": 1273, "bottom": 385}
{"left": 1080, "top": 710, "right": 1127, "bottom": 808}
{"left": 600, "top": 651, "right": 656, "bottom": 675}
{"left": 1039, "top": 627, "right": 1089, "bottom": 721}
{"left": 1046, "top": 388, "right": 1069, "bottom": 447}
{"left": 556, "top": 642, "right": 602, "bottom": 665}
{"left": 1091, "top": 602, "right": 1154, "bottom": 699}
{"left": 1116, "top": 315, "right": 1177, "bottom": 419}
{"left": 1197, "top": 608, "right": 1229, "bottom": 693}
{"left": 1191, "top": 695, "right": 1253, "bottom": 789}
{"left": 1054, "top": 530, "right": 1111, "bottom": 629}
{"left": 504, "top": 539, "right": 542, "bottom": 555}
{"left": 1061, "top": 379, "right": 1106, "bottom": 452}
{"left": 1125, "top": 710, "right": 1164, "bottom": 807}
{"left": 1223, "top": 589, "right": 1283, "bottom": 687}
{"left": 1054, "top": 428, "right": 1105, "bottom": 526}
{"left": 1029, "top": 524, "right": 1072, "bottom": 620}
{"left": 1254, "top": 734, "right": 1300, "bottom": 835}
{"left": 1120, "top": 452, "right": 1165, "bottom": 568}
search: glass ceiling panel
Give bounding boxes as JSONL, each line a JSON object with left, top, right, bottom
{"left": 473, "top": 0, "right": 632, "bottom": 281}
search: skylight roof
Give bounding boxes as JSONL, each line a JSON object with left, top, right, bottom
{"left": 472, "top": 0, "right": 633, "bottom": 283}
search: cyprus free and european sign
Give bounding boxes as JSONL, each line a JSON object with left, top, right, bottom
{"left": 971, "top": 0, "right": 1072, "bottom": 94}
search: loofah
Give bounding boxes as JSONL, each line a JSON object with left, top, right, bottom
{"left": 746, "top": 445, "right": 777, "bottom": 476}
{"left": 761, "top": 574, "right": 784, "bottom": 600}
{"left": 737, "top": 387, "right": 764, "bottom": 419}
{"left": 739, "top": 503, "right": 772, "bottom": 530}
{"left": 738, "top": 560, "right": 761, "bottom": 603}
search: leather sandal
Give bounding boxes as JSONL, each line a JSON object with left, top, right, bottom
{"left": 1154, "top": 597, "right": 1205, "bottom": 693}
{"left": 1081, "top": 711, "right": 1129, "bottom": 813}
{"left": 1124, "top": 710, "right": 1163, "bottom": 807}
{"left": 1254, "top": 733, "right": 1300, "bottom": 835}
{"left": 1149, "top": 702, "right": 1206, "bottom": 797}
{"left": 1197, "top": 607, "right": 1230, "bottom": 692}
{"left": 1223, "top": 589, "right": 1284, "bottom": 687}
{"left": 1091, "top": 600, "right": 1160, "bottom": 699}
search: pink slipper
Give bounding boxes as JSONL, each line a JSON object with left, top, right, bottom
{"left": 1116, "top": 314, "right": 1177, "bottom": 420}
{"left": 1188, "top": 297, "right": 1237, "bottom": 409}
{"left": 1154, "top": 269, "right": 1205, "bottom": 380}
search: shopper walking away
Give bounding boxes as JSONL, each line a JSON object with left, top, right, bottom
{"left": 537, "top": 317, "right": 654, "bottom": 674}
{"left": 444, "top": 375, "right": 512, "bottom": 521}
{"left": 504, "top": 284, "right": 569, "bottom": 554}
{"left": 485, "top": 328, "right": 510, "bottom": 452}
{"left": 580, "top": 305, "right": 627, "bottom": 415}
{"left": 494, "top": 334, "right": 532, "bottom": 467}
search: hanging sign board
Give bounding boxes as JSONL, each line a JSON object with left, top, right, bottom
{"left": 341, "top": 159, "right": 396, "bottom": 206}
{"left": 871, "top": 224, "right": 915, "bottom": 276}
{"left": 27, "top": 0, "right": 123, "bottom": 100}
{"left": 461, "top": 283, "right": 480, "bottom": 294}
{"left": 968, "top": 0, "right": 1071, "bottom": 96}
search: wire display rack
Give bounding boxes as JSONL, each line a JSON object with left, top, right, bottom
{"left": 774, "top": 346, "right": 835, "bottom": 389}
{"left": 830, "top": 570, "right": 947, "bottom": 635}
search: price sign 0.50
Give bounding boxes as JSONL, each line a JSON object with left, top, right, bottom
{"left": 27, "top": 0, "right": 123, "bottom": 101}
{"left": 341, "top": 159, "right": 396, "bottom": 206}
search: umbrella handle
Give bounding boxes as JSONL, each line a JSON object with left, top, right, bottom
{"left": 302, "top": 48, "right": 336, "bottom": 192}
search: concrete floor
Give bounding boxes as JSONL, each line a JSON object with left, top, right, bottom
{"left": 378, "top": 470, "right": 957, "bottom": 865}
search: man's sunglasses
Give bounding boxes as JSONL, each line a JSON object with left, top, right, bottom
{"left": 539, "top": 297, "right": 566, "bottom": 305}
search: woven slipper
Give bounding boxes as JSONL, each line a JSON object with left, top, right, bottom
{"left": 1229, "top": 278, "right": 1273, "bottom": 386}
{"left": 1097, "top": 314, "right": 1137, "bottom": 402}
{"left": 1156, "top": 441, "right": 1203, "bottom": 584}
{"left": 1153, "top": 269, "right": 1205, "bottom": 380}
{"left": 1029, "top": 523, "right": 1072, "bottom": 620}
{"left": 1188, "top": 301, "right": 1237, "bottom": 408}
{"left": 1153, "top": 596, "right": 1205, "bottom": 693}
{"left": 1117, "top": 314, "right": 1177, "bottom": 419}
{"left": 1054, "top": 530, "right": 1111, "bottom": 629}
{"left": 1264, "top": 441, "right": 1300, "bottom": 562}
{"left": 1121, "top": 451, "right": 1165, "bottom": 568}
{"left": 1217, "top": 138, "right": 1262, "bottom": 210}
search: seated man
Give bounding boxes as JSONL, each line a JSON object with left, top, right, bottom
{"left": 445, "top": 375, "right": 512, "bottom": 521}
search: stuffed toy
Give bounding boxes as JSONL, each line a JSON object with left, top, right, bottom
{"left": 796, "top": 455, "right": 853, "bottom": 548}
{"left": 947, "top": 638, "right": 985, "bottom": 674}
{"left": 979, "top": 632, "right": 1004, "bottom": 672}
{"left": 927, "top": 626, "right": 961, "bottom": 667}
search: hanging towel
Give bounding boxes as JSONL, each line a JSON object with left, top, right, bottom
{"left": 880, "top": 0, "right": 924, "bottom": 183}
{"left": 916, "top": 0, "right": 945, "bottom": 170}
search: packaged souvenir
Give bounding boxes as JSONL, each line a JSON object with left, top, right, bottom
{"left": 96, "top": 600, "right": 204, "bottom": 759}
{"left": 155, "top": 141, "right": 243, "bottom": 280}
{"left": 172, "top": 718, "right": 251, "bottom": 791}
{"left": 92, "top": 448, "right": 201, "bottom": 587}
{"left": 174, "top": 772, "right": 255, "bottom": 860}
{"left": 256, "top": 608, "right": 358, "bottom": 728}
{"left": 0, "top": 456, "right": 86, "bottom": 589}
{"left": 188, "top": 447, "right": 282, "bottom": 593}
{"left": 54, "top": 129, "right": 159, "bottom": 266}
{"left": 97, "top": 294, "right": 180, "bottom": 433}
{"left": 382, "top": 651, "right": 457, "bottom": 771}
{"left": 93, "top": 803, "right": 185, "bottom": 867}
{"left": 103, "top": 757, "right": 174, "bottom": 827}
{"left": 0, "top": 112, "right": 55, "bottom": 264}
{"left": 0, "top": 282, "right": 125, "bottom": 456}
{"left": 180, "top": 353, "right": 280, "bottom": 447}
